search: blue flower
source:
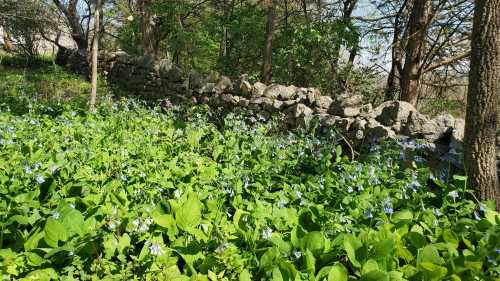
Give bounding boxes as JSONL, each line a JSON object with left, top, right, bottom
{"left": 384, "top": 206, "right": 394, "bottom": 215}
{"left": 149, "top": 243, "right": 163, "bottom": 256}
{"left": 364, "top": 209, "right": 373, "bottom": 219}
{"left": 24, "top": 165, "right": 32, "bottom": 174}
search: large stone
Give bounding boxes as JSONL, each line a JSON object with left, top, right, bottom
{"left": 336, "top": 94, "right": 363, "bottom": 108}
{"left": 285, "top": 103, "right": 314, "bottom": 127}
{"left": 262, "top": 84, "right": 298, "bottom": 100}
{"left": 375, "top": 101, "right": 417, "bottom": 127}
{"left": 155, "top": 59, "right": 183, "bottom": 82}
{"left": 239, "top": 80, "right": 253, "bottom": 97}
{"left": 199, "top": 83, "right": 215, "bottom": 94}
{"left": 188, "top": 71, "right": 204, "bottom": 91}
{"left": 315, "top": 95, "right": 333, "bottom": 109}
{"left": 322, "top": 116, "right": 353, "bottom": 132}
{"left": 365, "top": 124, "right": 396, "bottom": 142}
{"left": 221, "top": 93, "right": 239, "bottom": 105}
{"left": 340, "top": 107, "right": 361, "bottom": 117}
{"left": 214, "top": 76, "right": 233, "bottom": 94}
{"left": 306, "top": 88, "right": 321, "bottom": 106}
{"left": 252, "top": 82, "right": 266, "bottom": 97}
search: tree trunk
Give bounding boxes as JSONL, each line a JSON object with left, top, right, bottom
{"left": 90, "top": 0, "right": 102, "bottom": 110}
{"left": 400, "top": 0, "right": 431, "bottom": 106}
{"left": 261, "top": 0, "right": 277, "bottom": 84}
{"left": 385, "top": 0, "right": 408, "bottom": 101}
{"left": 138, "top": 0, "right": 156, "bottom": 58}
{"left": 52, "top": 0, "right": 88, "bottom": 56}
{"left": 219, "top": 0, "right": 229, "bottom": 60}
{"left": 465, "top": 0, "right": 500, "bottom": 209}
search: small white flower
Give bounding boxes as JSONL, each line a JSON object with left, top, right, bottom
{"left": 261, "top": 227, "right": 272, "bottom": 240}
{"left": 149, "top": 243, "right": 163, "bottom": 256}
{"left": 50, "top": 165, "right": 58, "bottom": 174}
{"left": 52, "top": 211, "right": 60, "bottom": 220}
{"left": 295, "top": 191, "right": 302, "bottom": 199}
{"left": 36, "top": 175, "right": 45, "bottom": 184}
{"left": 277, "top": 199, "right": 287, "bottom": 208}
{"left": 174, "top": 189, "right": 182, "bottom": 198}
{"left": 432, "top": 208, "right": 443, "bottom": 217}
{"left": 108, "top": 221, "right": 117, "bottom": 230}
{"left": 139, "top": 171, "right": 146, "bottom": 178}
{"left": 448, "top": 191, "right": 459, "bottom": 200}
{"left": 215, "top": 242, "right": 229, "bottom": 253}
{"left": 293, "top": 251, "right": 302, "bottom": 259}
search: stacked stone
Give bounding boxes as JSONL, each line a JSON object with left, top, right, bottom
{"left": 104, "top": 52, "right": 467, "bottom": 169}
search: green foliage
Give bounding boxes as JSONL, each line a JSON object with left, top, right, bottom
{"left": 0, "top": 56, "right": 110, "bottom": 115}
{"left": 0, "top": 93, "right": 498, "bottom": 280}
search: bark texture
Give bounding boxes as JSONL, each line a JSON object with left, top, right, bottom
{"left": 138, "top": 0, "right": 156, "bottom": 58}
{"left": 261, "top": 0, "right": 277, "bottom": 84}
{"left": 400, "top": 0, "right": 431, "bottom": 106}
{"left": 465, "top": 0, "right": 500, "bottom": 208}
{"left": 90, "top": 0, "right": 103, "bottom": 110}
{"left": 52, "top": 0, "right": 88, "bottom": 55}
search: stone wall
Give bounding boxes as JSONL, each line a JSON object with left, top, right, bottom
{"left": 104, "top": 52, "right": 470, "bottom": 170}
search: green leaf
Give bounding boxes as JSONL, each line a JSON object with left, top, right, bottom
{"left": 362, "top": 259, "right": 379, "bottom": 275}
{"left": 175, "top": 192, "right": 202, "bottom": 231}
{"left": 118, "top": 233, "right": 131, "bottom": 253}
{"left": 373, "top": 239, "right": 394, "bottom": 259}
{"left": 301, "top": 231, "right": 326, "bottom": 256}
{"left": 328, "top": 264, "right": 348, "bottom": 281}
{"left": 103, "top": 234, "right": 118, "bottom": 259}
{"left": 272, "top": 266, "right": 284, "bottom": 281}
{"left": 392, "top": 210, "right": 413, "bottom": 223}
{"left": 44, "top": 218, "right": 67, "bottom": 248}
{"left": 302, "top": 249, "right": 315, "bottom": 275}
{"left": 25, "top": 252, "right": 45, "bottom": 267}
{"left": 23, "top": 268, "right": 57, "bottom": 281}
{"left": 417, "top": 245, "right": 444, "bottom": 265}
{"left": 239, "top": 269, "right": 252, "bottom": 281}
{"left": 344, "top": 235, "right": 362, "bottom": 268}
{"left": 360, "top": 270, "right": 389, "bottom": 281}
{"left": 153, "top": 212, "right": 178, "bottom": 238}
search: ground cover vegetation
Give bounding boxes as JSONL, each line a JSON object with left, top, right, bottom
{"left": 0, "top": 66, "right": 499, "bottom": 280}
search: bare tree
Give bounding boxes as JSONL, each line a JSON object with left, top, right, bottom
{"left": 464, "top": 0, "right": 499, "bottom": 208}
{"left": 52, "top": 0, "right": 89, "bottom": 56}
{"left": 400, "top": 0, "right": 431, "bottom": 105}
{"left": 90, "top": 0, "right": 103, "bottom": 110}
{"left": 137, "top": 0, "right": 156, "bottom": 57}
{"left": 261, "top": 0, "right": 277, "bottom": 84}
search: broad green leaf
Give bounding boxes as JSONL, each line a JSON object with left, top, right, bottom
{"left": 301, "top": 231, "right": 326, "bottom": 256}
{"left": 175, "top": 192, "right": 202, "bottom": 231}
{"left": 344, "top": 235, "right": 362, "bottom": 268}
{"left": 360, "top": 270, "right": 389, "bottom": 281}
{"left": 239, "top": 269, "right": 252, "bottom": 281}
{"left": 328, "top": 264, "right": 348, "bottom": 281}
{"left": 373, "top": 239, "right": 394, "bottom": 259}
{"left": 44, "top": 218, "right": 67, "bottom": 248}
